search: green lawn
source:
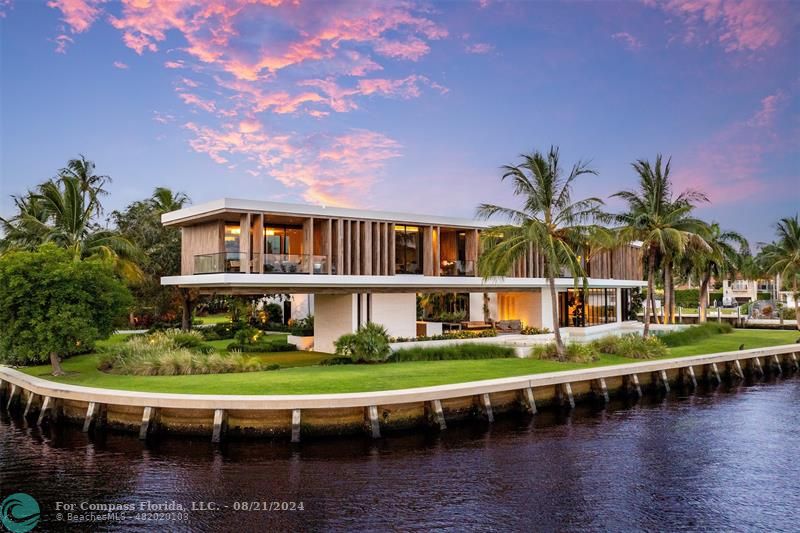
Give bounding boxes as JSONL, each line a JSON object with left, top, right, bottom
{"left": 15, "top": 329, "right": 798, "bottom": 395}
{"left": 195, "top": 313, "right": 231, "bottom": 325}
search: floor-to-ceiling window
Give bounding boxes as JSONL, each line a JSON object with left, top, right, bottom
{"left": 395, "top": 225, "right": 422, "bottom": 274}
{"left": 558, "top": 288, "right": 618, "bottom": 327}
{"left": 263, "top": 225, "right": 304, "bottom": 272}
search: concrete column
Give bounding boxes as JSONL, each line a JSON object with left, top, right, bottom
{"left": 239, "top": 213, "right": 251, "bottom": 273}
{"left": 615, "top": 288, "right": 622, "bottom": 323}
{"left": 314, "top": 294, "right": 358, "bottom": 354}
{"left": 212, "top": 409, "right": 227, "bottom": 444}
{"left": 596, "top": 378, "right": 610, "bottom": 403}
{"left": 479, "top": 393, "right": 494, "bottom": 422}
{"left": 303, "top": 218, "right": 314, "bottom": 275}
{"left": 686, "top": 366, "right": 697, "bottom": 388}
{"left": 370, "top": 293, "right": 416, "bottom": 340}
{"left": 23, "top": 392, "right": 38, "bottom": 418}
{"left": 734, "top": 359, "right": 745, "bottom": 379}
{"left": 520, "top": 387, "right": 537, "bottom": 414}
{"left": 6, "top": 384, "right": 19, "bottom": 410}
{"left": 291, "top": 409, "right": 302, "bottom": 443}
{"left": 429, "top": 400, "right": 446, "bottom": 430}
{"left": 561, "top": 383, "right": 575, "bottom": 409}
{"left": 711, "top": 363, "right": 722, "bottom": 384}
{"left": 659, "top": 370, "right": 671, "bottom": 393}
{"left": 367, "top": 405, "right": 381, "bottom": 438}
{"left": 83, "top": 402, "right": 102, "bottom": 433}
{"left": 37, "top": 396, "right": 57, "bottom": 425}
{"left": 629, "top": 374, "right": 643, "bottom": 397}
{"left": 139, "top": 406, "right": 156, "bottom": 440}
{"left": 540, "top": 286, "right": 556, "bottom": 331}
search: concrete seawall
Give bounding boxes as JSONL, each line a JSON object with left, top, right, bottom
{"left": 2, "top": 344, "right": 799, "bottom": 442}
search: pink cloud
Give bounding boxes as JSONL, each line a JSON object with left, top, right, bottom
{"left": 611, "top": 32, "right": 642, "bottom": 50}
{"left": 647, "top": 0, "right": 786, "bottom": 52}
{"left": 177, "top": 92, "right": 217, "bottom": 113}
{"left": 164, "top": 60, "right": 185, "bottom": 69}
{"left": 302, "top": 75, "right": 447, "bottom": 113}
{"left": 674, "top": 89, "right": 794, "bottom": 204}
{"left": 374, "top": 37, "right": 430, "bottom": 61}
{"left": 465, "top": 42, "right": 494, "bottom": 54}
{"left": 152, "top": 111, "right": 175, "bottom": 124}
{"left": 47, "top": 0, "right": 104, "bottom": 34}
{"left": 113, "top": 60, "right": 129, "bottom": 69}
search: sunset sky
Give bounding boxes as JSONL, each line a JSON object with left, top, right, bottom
{"left": 1, "top": 0, "right": 797, "bottom": 245}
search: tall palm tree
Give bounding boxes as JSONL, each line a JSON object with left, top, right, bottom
{"left": 59, "top": 154, "right": 111, "bottom": 212}
{"left": 0, "top": 192, "right": 50, "bottom": 252}
{"left": 477, "top": 147, "right": 604, "bottom": 358}
{"left": 688, "top": 222, "right": 748, "bottom": 322}
{"left": 612, "top": 155, "right": 709, "bottom": 337}
{"left": 4, "top": 175, "right": 142, "bottom": 282}
{"left": 759, "top": 215, "right": 800, "bottom": 330}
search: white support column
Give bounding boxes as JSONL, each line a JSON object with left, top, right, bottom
{"left": 734, "top": 359, "right": 745, "bottom": 379}
{"left": 520, "top": 387, "right": 537, "bottom": 414}
{"left": 430, "top": 400, "right": 446, "bottom": 430}
{"left": 659, "top": 370, "right": 671, "bottom": 393}
{"left": 291, "top": 409, "right": 302, "bottom": 443}
{"left": 23, "top": 392, "right": 37, "bottom": 418}
{"left": 37, "top": 396, "right": 56, "bottom": 426}
{"left": 791, "top": 352, "right": 799, "bottom": 371}
{"left": 686, "top": 366, "right": 698, "bottom": 388}
{"left": 752, "top": 357, "right": 763, "bottom": 376}
{"left": 83, "top": 402, "right": 99, "bottom": 433}
{"left": 212, "top": 409, "right": 226, "bottom": 444}
{"left": 597, "top": 378, "right": 610, "bottom": 403}
{"left": 615, "top": 288, "right": 622, "bottom": 323}
{"left": 540, "top": 286, "right": 556, "bottom": 332}
{"left": 367, "top": 405, "right": 381, "bottom": 438}
{"left": 711, "top": 363, "right": 722, "bottom": 384}
{"left": 630, "top": 374, "right": 643, "bottom": 397}
{"left": 772, "top": 354, "right": 782, "bottom": 375}
{"left": 479, "top": 393, "right": 494, "bottom": 422}
{"left": 139, "top": 407, "right": 155, "bottom": 440}
{"left": 6, "top": 384, "right": 20, "bottom": 410}
{"left": 562, "top": 383, "right": 575, "bottom": 409}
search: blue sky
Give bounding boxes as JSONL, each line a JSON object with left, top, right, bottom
{"left": 0, "top": 0, "right": 797, "bottom": 246}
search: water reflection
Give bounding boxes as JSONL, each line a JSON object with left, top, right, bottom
{"left": 1, "top": 378, "right": 799, "bottom": 531}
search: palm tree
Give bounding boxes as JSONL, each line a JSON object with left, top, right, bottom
{"left": 688, "top": 222, "right": 748, "bottom": 322}
{"left": 59, "top": 154, "right": 111, "bottom": 212}
{"left": 150, "top": 187, "right": 190, "bottom": 213}
{"left": 0, "top": 192, "right": 50, "bottom": 252}
{"left": 477, "top": 147, "right": 604, "bottom": 359}
{"left": 4, "top": 175, "right": 142, "bottom": 282}
{"left": 759, "top": 215, "right": 800, "bottom": 330}
{"left": 612, "top": 155, "right": 709, "bottom": 337}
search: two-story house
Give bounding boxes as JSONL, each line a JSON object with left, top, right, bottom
{"left": 161, "top": 199, "right": 646, "bottom": 352}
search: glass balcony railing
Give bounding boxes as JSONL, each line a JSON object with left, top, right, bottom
{"left": 440, "top": 259, "right": 475, "bottom": 277}
{"left": 194, "top": 252, "right": 247, "bottom": 274}
{"left": 262, "top": 254, "right": 328, "bottom": 274}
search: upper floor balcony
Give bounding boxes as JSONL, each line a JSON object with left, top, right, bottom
{"left": 194, "top": 252, "right": 330, "bottom": 275}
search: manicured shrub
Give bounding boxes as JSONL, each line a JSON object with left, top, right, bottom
{"left": 591, "top": 334, "right": 668, "bottom": 359}
{"left": 263, "top": 303, "right": 284, "bottom": 324}
{"left": 674, "top": 289, "right": 700, "bottom": 308}
{"left": 659, "top": 322, "right": 733, "bottom": 347}
{"left": 392, "top": 329, "right": 498, "bottom": 343}
{"left": 387, "top": 343, "right": 515, "bottom": 362}
{"left": 334, "top": 322, "right": 391, "bottom": 362}
{"left": 530, "top": 342, "right": 599, "bottom": 363}
{"left": 166, "top": 330, "right": 206, "bottom": 349}
{"left": 520, "top": 326, "right": 551, "bottom": 335}
{"left": 98, "top": 330, "right": 270, "bottom": 375}
{"left": 202, "top": 321, "right": 245, "bottom": 341}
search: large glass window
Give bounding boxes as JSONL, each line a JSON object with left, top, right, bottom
{"left": 264, "top": 225, "right": 303, "bottom": 255}
{"left": 395, "top": 225, "right": 422, "bottom": 274}
{"left": 224, "top": 224, "right": 240, "bottom": 253}
{"left": 558, "top": 288, "right": 618, "bottom": 327}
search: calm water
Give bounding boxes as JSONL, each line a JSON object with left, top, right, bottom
{"left": 1, "top": 377, "right": 799, "bottom": 532}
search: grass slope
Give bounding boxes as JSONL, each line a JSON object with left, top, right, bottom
{"left": 16, "top": 329, "right": 799, "bottom": 395}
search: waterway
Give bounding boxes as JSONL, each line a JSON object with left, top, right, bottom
{"left": 1, "top": 377, "right": 798, "bottom": 531}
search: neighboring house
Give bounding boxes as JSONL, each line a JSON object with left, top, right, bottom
{"left": 161, "top": 199, "right": 646, "bottom": 352}
{"left": 721, "top": 277, "right": 777, "bottom": 306}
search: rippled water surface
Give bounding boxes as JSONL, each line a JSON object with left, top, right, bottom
{"left": 2, "top": 377, "right": 799, "bottom": 532}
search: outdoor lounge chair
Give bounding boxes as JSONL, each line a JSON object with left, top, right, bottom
{"left": 495, "top": 320, "right": 522, "bottom": 334}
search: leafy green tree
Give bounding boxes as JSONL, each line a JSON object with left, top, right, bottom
{"left": 612, "top": 155, "right": 708, "bottom": 337}
{"left": 477, "top": 147, "right": 605, "bottom": 358}
{"left": 759, "top": 215, "right": 800, "bottom": 330}
{"left": 112, "top": 187, "right": 190, "bottom": 325}
{"left": 0, "top": 245, "right": 132, "bottom": 375}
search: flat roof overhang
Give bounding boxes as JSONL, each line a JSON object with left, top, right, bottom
{"left": 161, "top": 274, "right": 647, "bottom": 295}
{"left": 161, "top": 198, "right": 489, "bottom": 230}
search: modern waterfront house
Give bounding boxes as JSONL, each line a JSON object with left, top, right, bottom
{"left": 160, "top": 199, "right": 647, "bottom": 352}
